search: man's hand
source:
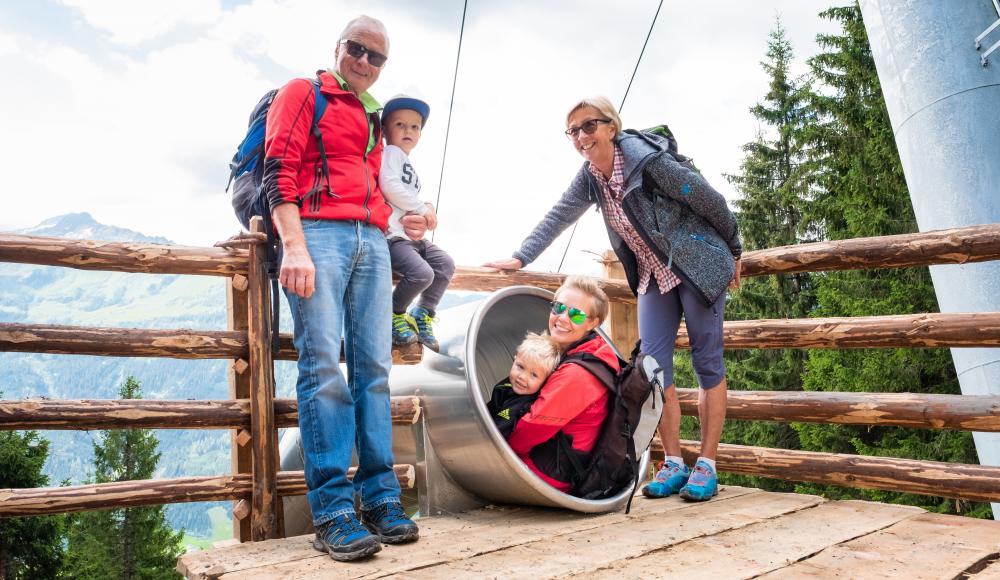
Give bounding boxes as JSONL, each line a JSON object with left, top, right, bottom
{"left": 271, "top": 203, "right": 315, "bottom": 298}
{"left": 279, "top": 244, "right": 316, "bottom": 298}
{"left": 483, "top": 258, "right": 524, "bottom": 271}
{"left": 729, "top": 258, "right": 742, "bottom": 290}
{"left": 400, "top": 213, "right": 428, "bottom": 241}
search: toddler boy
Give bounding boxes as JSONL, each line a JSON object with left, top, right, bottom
{"left": 488, "top": 332, "right": 561, "bottom": 438}
{"left": 379, "top": 95, "right": 455, "bottom": 352}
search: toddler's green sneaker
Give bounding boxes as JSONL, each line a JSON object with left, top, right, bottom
{"left": 642, "top": 459, "right": 690, "bottom": 498}
{"left": 679, "top": 459, "right": 719, "bottom": 501}
{"left": 408, "top": 306, "right": 439, "bottom": 352}
{"left": 392, "top": 312, "right": 417, "bottom": 346}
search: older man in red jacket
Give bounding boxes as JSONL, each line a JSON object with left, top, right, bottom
{"left": 262, "top": 15, "right": 418, "bottom": 562}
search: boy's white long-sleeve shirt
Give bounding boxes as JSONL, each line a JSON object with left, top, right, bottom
{"left": 378, "top": 144, "right": 428, "bottom": 240}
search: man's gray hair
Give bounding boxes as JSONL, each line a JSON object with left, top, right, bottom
{"left": 340, "top": 15, "right": 390, "bottom": 50}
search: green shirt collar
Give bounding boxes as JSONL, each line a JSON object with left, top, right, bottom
{"left": 329, "top": 69, "right": 382, "bottom": 113}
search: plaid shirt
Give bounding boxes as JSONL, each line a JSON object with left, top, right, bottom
{"left": 589, "top": 146, "right": 681, "bottom": 295}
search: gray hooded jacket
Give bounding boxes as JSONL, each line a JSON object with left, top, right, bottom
{"left": 513, "top": 129, "right": 741, "bottom": 305}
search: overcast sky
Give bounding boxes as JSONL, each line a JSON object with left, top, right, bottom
{"left": 0, "top": 0, "right": 839, "bottom": 277}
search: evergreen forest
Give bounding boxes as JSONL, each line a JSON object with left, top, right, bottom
{"left": 676, "top": 4, "right": 992, "bottom": 519}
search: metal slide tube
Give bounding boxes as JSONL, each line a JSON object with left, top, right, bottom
{"left": 280, "top": 286, "right": 651, "bottom": 531}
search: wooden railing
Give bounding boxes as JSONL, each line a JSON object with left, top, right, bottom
{"left": 1, "top": 222, "right": 999, "bottom": 541}
{"left": 0, "top": 218, "right": 419, "bottom": 541}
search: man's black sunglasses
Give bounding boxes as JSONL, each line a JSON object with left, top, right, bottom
{"left": 340, "top": 39, "right": 388, "bottom": 68}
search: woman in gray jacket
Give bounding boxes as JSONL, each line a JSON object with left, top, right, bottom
{"left": 485, "top": 96, "right": 741, "bottom": 502}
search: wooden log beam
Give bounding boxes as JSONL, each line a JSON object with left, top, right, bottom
{"left": 0, "top": 323, "right": 248, "bottom": 359}
{"left": 247, "top": 217, "right": 278, "bottom": 541}
{"left": 448, "top": 266, "right": 634, "bottom": 305}
{"left": 675, "top": 389, "right": 1000, "bottom": 431}
{"left": 227, "top": 277, "right": 252, "bottom": 541}
{"left": 676, "top": 312, "right": 1000, "bottom": 350}
{"left": 648, "top": 439, "right": 1000, "bottom": 503}
{"left": 0, "top": 233, "right": 248, "bottom": 277}
{"left": 0, "top": 323, "right": 422, "bottom": 364}
{"left": 740, "top": 223, "right": 1000, "bottom": 277}
{"left": 602, "top": 250, "right": 639, "bottom": 354}
{"left": 7, "top": 312, "right": 997, "bottom": 359}
{"left": 274, "top": 334, "right": 422, "bottom": 364}
{"left": 0, "top": 397, "right": 422, "bottom": 431}
{"left": 0, "top": 466, "right": 415, "bottom": 518}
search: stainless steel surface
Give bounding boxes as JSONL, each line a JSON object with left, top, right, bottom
{"left": 279, "top": 285, "right": 652, "bottom": 527}
{"left": 389, "top": 285, "right": 651, "bottom": 513}
{"left": 861, "top": 0, "right": 1000, "bottom": 516}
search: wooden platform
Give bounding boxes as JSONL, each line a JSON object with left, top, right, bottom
{"left": 177, "top": 486, "right": 1000, "bottom": 579}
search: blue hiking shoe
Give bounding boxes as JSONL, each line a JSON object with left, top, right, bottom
{"left": 408, "top": 306, "right": 439, "bottom": 352}
{"left": 313, "top": 513, "right": 381, "bottom": 561}
{"left": 361, "top": 501, "right": 419, "bottom": 544}
{"left": 642, "top": 459, "right": 691, "bottom": 498}
{"left": 679, "top": 459, "right": 719, "bottom": 501}
{"left": 392, "top": 312, "right": 418, "bottom": 346}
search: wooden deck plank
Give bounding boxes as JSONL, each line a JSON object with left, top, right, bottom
{"left": 760, "top": 512, "right": 1000, "bottom": 580}
{"left": 386, "top": 490, "right": 825, "bottom": 579}
{"left": 584, "top": 500, "right": 924, "bottom": 579}
{"left": 968, "top": 557, "right": 1000, "bottom": 580}
{"left": 187, "top": 486, "right": 758, "bottom": 579}
{"left": 178, "top": 504, "right": 542, "bottom": 579}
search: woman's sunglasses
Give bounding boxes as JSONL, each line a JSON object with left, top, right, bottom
{"left": 550, "top": 300, "right": 589, "bottom": 325}
{"left": 339, "top": 39, "right": 388, "bottom": 68}
{"left": 565, "top": 118, "right": 611, "bottom": 139}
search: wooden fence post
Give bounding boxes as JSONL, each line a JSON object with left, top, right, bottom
{"left": 226, "top": 274, "right": 252, "bottom": 542}
{"left": 247, "top": 217, "right": 278, "bottom": 541}
{"left": 602, "top": 250, "right": 639, "bottom": 354}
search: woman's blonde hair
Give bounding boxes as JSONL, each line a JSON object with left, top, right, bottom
{"left": 555, "top": 275, "right": 609, "bottom": 324}
{"left": 515, "top": 332, "right": 561, "bottom": 374}
{"left": 566, "top": 96, "right": 622, "bottom": 137}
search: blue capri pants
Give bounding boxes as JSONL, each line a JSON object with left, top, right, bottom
{"left": 638, "top": 280, "right": 726, "bottom": 389}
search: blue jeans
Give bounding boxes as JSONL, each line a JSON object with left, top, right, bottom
{"left": 283, "top": 219, "right": 401, "bottom": 526}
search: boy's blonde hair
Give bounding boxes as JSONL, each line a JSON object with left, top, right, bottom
{"left": 555, "top": 275, "right": 609, "bottom": 323}
{"left": 515, "top": 332, "right": 561, "bottom": 374}
{"left": 566, "top": 96, "right": 622, "bottom": 137}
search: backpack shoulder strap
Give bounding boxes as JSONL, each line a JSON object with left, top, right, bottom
{"left": 301, "top": 77, "right": 333, "bottom": 212}
{"left": 561, "top": 352, "right": 618, "bottom": 391}
{"left": 311, "top": 79, "right": 328, "bottom": 126}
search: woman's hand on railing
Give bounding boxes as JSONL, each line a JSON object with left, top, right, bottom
{"left": 483, "top": 258, "right": 524, "bottom": 271}
{"left": 729, "top": 258, "right": 742, "bottom": 290}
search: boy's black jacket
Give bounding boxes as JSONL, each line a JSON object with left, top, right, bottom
{"left": 487, "top": 379, "right": 538, "bottom": 439}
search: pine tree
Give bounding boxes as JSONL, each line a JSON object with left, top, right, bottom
{"left": 794, "top": 2, "right": 988, "bottom": 518}
{"left": 62, "top": 377, "right": 185, "bottom": 579}
{"left": 0, "top": 399, "right": 64, "bottom": 580}
{"left": 710, "top": 18, "right": 818, "bottom": 491}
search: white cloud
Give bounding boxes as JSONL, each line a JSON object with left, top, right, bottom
{"left": 57, "top": 0, "right": 223, "bottom": 45}
{"left": 1, "top": 0, "right": 839, "bottom": 277}
{"left": 0, "top": 30, "right": 15, "bottom": 56}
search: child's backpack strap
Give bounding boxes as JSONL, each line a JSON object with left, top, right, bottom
{"left": 561, "top": 352, "right": 620, "bottom": 393}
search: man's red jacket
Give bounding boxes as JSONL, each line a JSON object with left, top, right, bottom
{"left": 262, "top": 71, "right": 391, "bottom": 230}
